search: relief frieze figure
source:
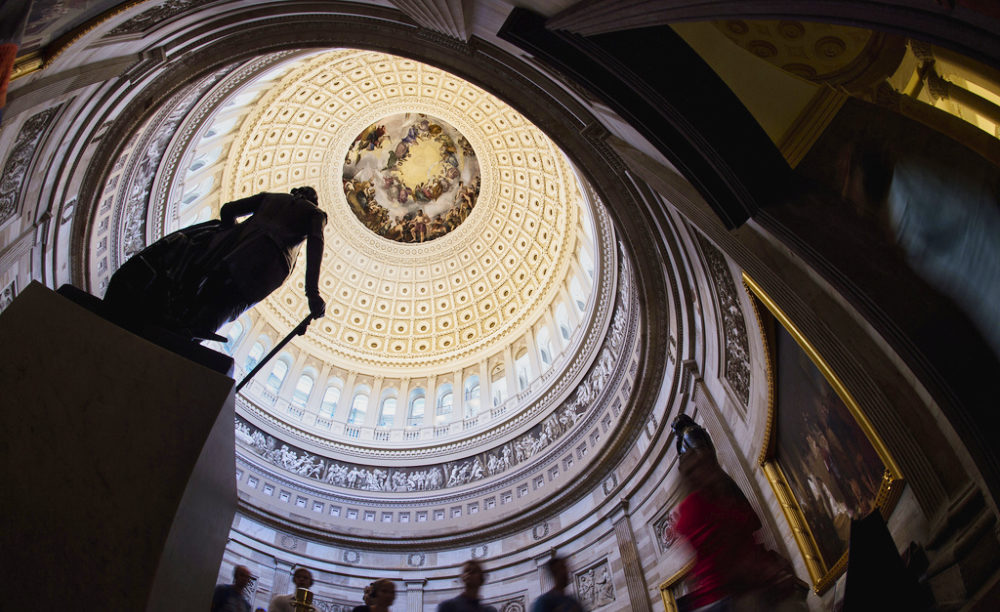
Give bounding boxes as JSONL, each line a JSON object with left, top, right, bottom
{"left": 0, "top": 107, "right": 60, "bottom": 226}
{"left": 232, "top": 268, "right": 637, "bottom": 494}
{"left": 106, "top": 0, "right": 212, "bottom": 36}
{"left": 117, "top": 68, "right": 232, "bottom": 261}
{"left": 696, "top": 234, "right": 751, "bottom": 407}
{"left": 574, "top": 559, "right": 615, "bottom": 608}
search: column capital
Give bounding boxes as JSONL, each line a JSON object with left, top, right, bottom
{"left": 610, "top": 497, "right": 630, "bottom": 522}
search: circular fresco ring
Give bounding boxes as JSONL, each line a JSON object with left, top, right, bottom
{"left": 343, "top": 113, "right": 481, "bottom": 243}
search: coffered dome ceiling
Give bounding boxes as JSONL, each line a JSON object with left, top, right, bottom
{"left": 91, "top": 43, "right": 620, "bottom": 537}
{"left": 220, "top": 50, "right": 583, "bottom": 375}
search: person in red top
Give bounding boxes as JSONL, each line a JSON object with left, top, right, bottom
{"left": 671, "top": 415, "right": 805, "bottom": 612}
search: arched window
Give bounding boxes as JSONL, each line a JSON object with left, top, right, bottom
{"left": 570, "top": 278, "right": 587, "bottom": 313}
{"left": 492, "top": 378, "right": 507, "bottom": 407}
{"left": 537, "top": 327, "right": 553, "bottom": 367}
{"left": 291, "top": 374, "right": 313, "bottom": 408}
{"left": 436, "top": 383, "right": 453, "bottom": 425}
{"left": 320, "top": 384, "right": 341, "bottom": 419}
{"left": 378, "top": 393, "right": 397, "bottom": 428}
{"left": 180, "top": 176, "right": 214, "bottom": 209}
{"left": 245, "top": 342, "right": 265, "bottom": 371}
{"left": 408, "top": 388, "right": 425, "bottom": 427}
{"left": 556, "top": 304, "right": 571, "bottom": 341}
{"left": 222, "top": 319, "right": 244, "bottom": 355}
{"left": 347, "top": 386, "right": 369, "bottom": 425}
{"left": 464, "top": 375, "right": 480, "bottom": 418}
{"left": 515, "top": 349, "right": 531, "bottom": 391}
{"left": 265, "top": 357, "right": 290, "bottom": 393}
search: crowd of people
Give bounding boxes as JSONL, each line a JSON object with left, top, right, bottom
{"left": 211, "top": 558, "right": 582, "bottom": 612}
{"left": 212, "top": 416, "right": 807, "bottom": 612}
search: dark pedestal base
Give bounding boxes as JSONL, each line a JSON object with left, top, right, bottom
{"left": 0, "top": 281, "right": 237, "bottom": 611}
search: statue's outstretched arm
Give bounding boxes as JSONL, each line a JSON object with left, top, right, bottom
{"left": 220, "top": 193, "right": 264, "bottom": 226}
{"left": 304, "top": 211, "right": 327, "bottom": 318}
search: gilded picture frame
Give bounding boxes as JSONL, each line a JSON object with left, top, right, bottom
{"left": 658, "top": 560, "right": 694, "bottom": 612}
{"left": 743, "top": 273, "right": 903, "bottom": 594}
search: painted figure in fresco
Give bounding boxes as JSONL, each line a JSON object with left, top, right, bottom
{"left": 342, "top": 113, "right": 480, "bottom": 244}
{"left": 414, "top": 209, "right": 429, "bottom": 242}
{"left": 104, "top": 187, "right": 327, "bottom": 340}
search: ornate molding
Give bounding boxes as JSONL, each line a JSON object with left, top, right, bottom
{"left": 105, "top": 0, "right": 213, "bottom": 37}
{"left": 696, "top": 233, "right": 750, "bottom": 408}
{"left": 233, "top": 270, "right": 637, "bottom": 498}
{"left": 0, "top": 106, "right": 61, "bottom": 226}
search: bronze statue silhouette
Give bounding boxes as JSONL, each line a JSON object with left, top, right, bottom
{"left": 671, "top": 413, "right": 715, "bottom": 456}
{"left": 104, "top": 187, "right": 327, "bottom": 340}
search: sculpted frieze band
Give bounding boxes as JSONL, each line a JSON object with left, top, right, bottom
{"left": 235, "top": 281, "right": 636, "bottom": 493}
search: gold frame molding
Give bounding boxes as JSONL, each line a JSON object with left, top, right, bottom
{"left": 743, "top": 272, "right": 903, "bottom": 594}
{"left": 658, "top": 560, "right": 694, "bottom": 612}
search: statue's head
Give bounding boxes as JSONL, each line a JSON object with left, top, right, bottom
{"left": 671, "top": 413, "right": 714, "bottom": 456}
{"left": 291, "top": 186, "right": 319, "bottom": 205}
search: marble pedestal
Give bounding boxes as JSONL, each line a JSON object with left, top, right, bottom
{"left": 0, "top": 282, "right": 237, "bottom": 611}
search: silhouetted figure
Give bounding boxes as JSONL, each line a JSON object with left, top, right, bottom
{"left": 269, "top": 567, "right": 316, "bottom": 612}
{"left": 212, "top": 565, "right": 252, "bottom": 612}
{"left": 438, "top": 561, "right": 497, "bottom": 612}
{"left": 104, "top": 187, "right": 327, "bottom": 340}
{"left": 351, "top": 582, "right": 374, "bottom": 612}
{"left": 670, "top": 416, "right": 806, "bottom": 612}
{"left": 368, "top": 578, "right": 396, "bottom": 612}
{"left": 672, "top": 413, "right": 714, "bottom": 456}
{"left": 531, "top": 557, "right": 583, "bottom": 612}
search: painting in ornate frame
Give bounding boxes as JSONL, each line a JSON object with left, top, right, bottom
{"left": 743, "top": 273, "right": 903, "bottom": 594}
{"left": 658, "top": 560, "right": 694, "bottom": 612}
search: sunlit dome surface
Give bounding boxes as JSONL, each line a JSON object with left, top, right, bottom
{"left": 222, "top": 50, "right": 583, "bottom": 373}
{"left": 153, "top": 49, "right": 610, "bottom": 458}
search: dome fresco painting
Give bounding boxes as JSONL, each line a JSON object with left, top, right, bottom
{"left": 342, "top": 113, "right": 481, "bottom": 243}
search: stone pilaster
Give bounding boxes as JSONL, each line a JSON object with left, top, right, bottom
{"left": 611, "top": 500, "right": 652, "bottom": 612}
{"left": 404, "top": 578, "right": 426, "bottom": 610}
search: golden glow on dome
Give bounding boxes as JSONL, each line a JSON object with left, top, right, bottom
{"left": 342, "top": 112, "right": 481, "bottom": 243}
{"left": 222, "top": 50, "right": 583, "bottom": 373}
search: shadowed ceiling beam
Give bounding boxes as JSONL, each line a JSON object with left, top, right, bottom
{"left": 546, "top": 0, "right": 1000, "bottom": 71}
{"left": 389, "top": 0, "right": 469, "bottom": 40}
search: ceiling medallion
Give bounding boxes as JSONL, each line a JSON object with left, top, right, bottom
{"left": 342, "top": 113, "right": 481, "bottom": 243}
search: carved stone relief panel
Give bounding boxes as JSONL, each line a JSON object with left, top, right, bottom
{"left": 407, "top": 552, "right": 426, "bottom": 567}
{"left": 342, "top": 549, "right": 360, "bottom": 564}
{"left": 0, "top": 106, "right": 61, "bottom": 226}
{"left": 115, "top": 66, "right": 232, "bottom": 263}
{"left": 532, "top": 522, "right": 549, "bottom": 540}
{"left": 653, "top": 509, "right": 680, "bottom": 554}
{"left": 574, "top": 558, "right": 615, "bottom": 609}
{"left": 279, "top": 534, "right": 298, "bottom": 550}
{"left": 696, "top": 233, "right": 750, "bottom": 407}
{"left": 312, "top": 602, "right": 359, "bottom": 612}
{"left": 106, "top": 0, "right": 211, "bottom": 36}
{"left": 493, "top": 595, "right": 526, "bottom": 612}
{"left": 232, "top": 283, "right": 636, "bottom": 493}
{"left": 0, "top": 280, "right": 15, "bottom": 313}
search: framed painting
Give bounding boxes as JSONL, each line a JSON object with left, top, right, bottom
{"left": 743, "top": 273, "right": 903, "bottom": 593}
{"left": 658, "top": 561, "right": 693, "bottom": 612}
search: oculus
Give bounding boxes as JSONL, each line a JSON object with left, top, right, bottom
{"left": 342, "top": 113, "right": 481, "bottom": 243}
